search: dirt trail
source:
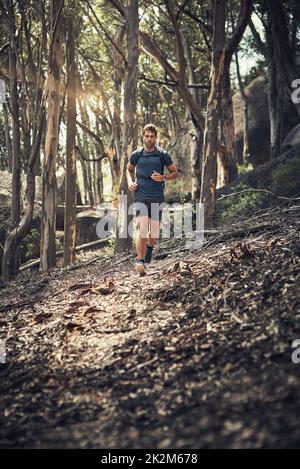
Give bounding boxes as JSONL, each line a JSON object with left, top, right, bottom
{"left": 0, "top": 207, "right": 299, "bottom": 448}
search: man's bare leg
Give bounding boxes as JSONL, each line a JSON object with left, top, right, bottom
{"left": 148, "top": 218, "right": 160, "bottom": 247}
{"left": 135, "top": 216, "right": 148, "bottom": 274}
{"left": 144, "top": 218, "right": 160, "bottom": 264}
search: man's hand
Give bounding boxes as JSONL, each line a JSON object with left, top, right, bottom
{"left": 128, "top": 180, "right": 139, "bottom": 192}
{"left": 151, "top": 171, "right": 164, "bottom": 182}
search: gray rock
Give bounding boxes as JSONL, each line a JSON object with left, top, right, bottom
{"left": 233, "top": 76, "right": 299, "bottom": 166}
{"left": 282, "top": 123, "right": 300, "bottom": 151}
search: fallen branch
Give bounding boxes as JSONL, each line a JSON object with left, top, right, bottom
{"left": 20, "top": 236, "right": 113, "bottom": 271}
{"left": 217, "top": 188, "right": 300, "bottom": 202}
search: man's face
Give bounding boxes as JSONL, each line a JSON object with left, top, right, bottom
{"left": 143, "top": 131, "right": 156, "bottom": 149}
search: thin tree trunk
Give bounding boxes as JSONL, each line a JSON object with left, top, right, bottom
{"left": 182, "top": 33, "right": 201, "bottom": 111}
{"left": 1, "top": 0, "right": 48, "bottom": 280}
{"left": 220, "top": 63, "right": 238, "bottom": 184}
{"left": 78, "top": 97, "right": 95, "bottom": 207}
{"left": 200, "top": 0, "right": 226, "bottom": 227}
{"left": 77, "top": 140, "right": 89, "bottom": 205}
{"left": 249, "top": 18, "right": 282, "bottom": 160}
{"left": 267, "top": 48, "right": 284, "bottom": 159}
{"left": 64, "top": 0, "right": 77, "bottom": 267}
{"left": 112, "top": 24, "right": 125, "bottom": 169}
{"left": 2, "top": 0, "right": 21, "bottom": 278}
{"left": 95, "top": 114, "right": 104, "bottom": 204}
{"left": 2, "top": 103, "right": 45, "bottom": 281}
{"left": 235, "top": 50, "right": 250, "bottom": 164}
{"left": 182, "top": 33, "right": 202, "bottom": 200}
{"left": 114, "top": 0, "right": 139, "bottom": 254}
{"left": 217, "top": 0, "right": 253, "bottom": 183}
{"left": 8, "top": 30, "right": 20, "bottom": 228}
{"left": 3, "top": 103, "right": 12, "bottom": 172}
{"left": 40, "top": 0, "right": 64, "bottom": 272}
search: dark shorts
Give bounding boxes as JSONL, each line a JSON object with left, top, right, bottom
{"left": 134, "top": 199, "right": 165, "bottom": 221}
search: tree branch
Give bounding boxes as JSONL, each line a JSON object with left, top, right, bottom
{"left": 87, "top": 0, "right": 127, "bottom": 65}
{"left": 165, "top": 0, "right": 187, "bottom": 84}
{"left": 248, "top": 18, "right": 267, "bottom": 57}
{"left": 226, "top": 0, "right": 254, "bottom": 62}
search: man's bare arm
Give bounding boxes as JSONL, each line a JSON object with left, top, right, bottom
{"left": 165, "top": 163, "right": 180, "bottom": 181}
{"left": 127, "top": 162, "right": 138, "bottom": 192}
{"left": 151, "top": 163, "right": 180, "bottom": 182}
{"left": 126, "top": 162, "right": 135, "bottom": 184}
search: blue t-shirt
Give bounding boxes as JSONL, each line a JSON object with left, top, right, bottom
{"left": 130, "top": 147, "right": 173, "bottom": 202}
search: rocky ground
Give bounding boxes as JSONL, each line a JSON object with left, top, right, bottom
{"left": 0, "top": 205, "right": 299, "bottom": 449}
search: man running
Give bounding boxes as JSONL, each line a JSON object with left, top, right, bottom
{"left": 126, "top": 123, "right": 179, "bottom": 275}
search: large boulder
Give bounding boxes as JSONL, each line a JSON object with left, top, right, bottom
{"left": 0, "top": 170, "right": 66, "bottom": 210}
{"left": 76, "top": 208, "right": 115, "bottom": 245}
{"left": 282, "top": 123, "right": 300, "bottom": 151}
{"left": 233, "top": 76, "right": 299, "bottom": 166}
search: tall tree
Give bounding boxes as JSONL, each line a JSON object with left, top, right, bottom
{"left": 0, "top": 0, "right": 21, "bottom": 277}
{"left": 64, "top": 0, "right": 77, "bottom": 267}
{"left": 200, "top": 0, "right": 226, "bottom": 227}
{"left": 235, "top": 50, "right": 250, "bottom": 163}
{"left": 1, "top": 0, "right": 46, "bottom": 280}
{"left": 249, "top": 17, "right": 282, "bottom": 160}
{"left": 40, "top": 0, "right": 64, "bottom": 272}
{"left": 114, "top": 0, "right": 139, "bottom": 253}
{"left": 264, "top": 0, "right": 300, "bottom": 158}
{"left": 220, "top": 0, "right": 253, "bottom": 184}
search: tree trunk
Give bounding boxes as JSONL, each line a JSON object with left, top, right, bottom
{"left": 95, "top": 114, "right": 104, "bottom": 204}
{"left": 265, "top": 0, "right": 300, "bottom": 118}
{"left": 218, "top": 0, "right": 253, "bottom": 183}
{"left": 8, "top": 31, "right": 20, "bottom": 228}
{"left": 235, "top": 50, "right": 250, "bottom": 164}
{"left": 220, "top": 62, "right": 238, "bottom": 184}
{"left": 114, "top": 0, "right": 139, "bottom": 254}
{"left": 267, "top": 47, "right": 284, "bottom": 160}
{"left": 40, "top": 0, "right": 64, "bottom": 272}
{"left": 182, "top": 33, "right": 202, "bottom": 201}
{"left": 64, "top": 0, "right": 77, "bottom": 267}
{"left": 249, "top": 18, "right": 283, "bottom": 160}
{"left": 200, "top": 0, "right": 226, "bottom": 227}
{"left": 78, "top": 97, "right": 95, "bottom": 207}
{"left": 3, "top": 103, "right": 12, "bottom": 172}
{"left": 2, "top": 103, "right": 45, "bottom": 281}
{"left": 112, "top": 24, "right": 126, "bottom": 171}
{"left": 2, "top": 1, "right": 21, "bottom": 278}
{"left": 77, "top": 140, "right": 89, "bottom": 205}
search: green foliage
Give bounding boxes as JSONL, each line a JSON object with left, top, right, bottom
{"left": 216, "top": 183, "right": 269, "bottom": 221}
{"left": 238, "top": 163, "right": 254, "bottom": 175}
{"left": 242, "top": 61, "right": 266, "bottom": 87}
{"left": 19, "top": 228, "right": 40, "bottom": 261}
{"left": 271, "top": 152, "right": 300, "bottom": 198}
{"left": 165, "top": 179, "right": 187, "bottom": 204}
{"left": 107, "top": 236, "right": 115, "bottom": 250}
{"left": 217, "top": 152, "right": 300, "bottom": 222}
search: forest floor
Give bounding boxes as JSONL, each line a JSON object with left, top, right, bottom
{"left": 0, "top": 204, "right": 299, "bottom": 449}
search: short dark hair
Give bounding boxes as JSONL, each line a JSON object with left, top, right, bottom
{"left": 142, "top": 123, "right": 157, "bottom": 136}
